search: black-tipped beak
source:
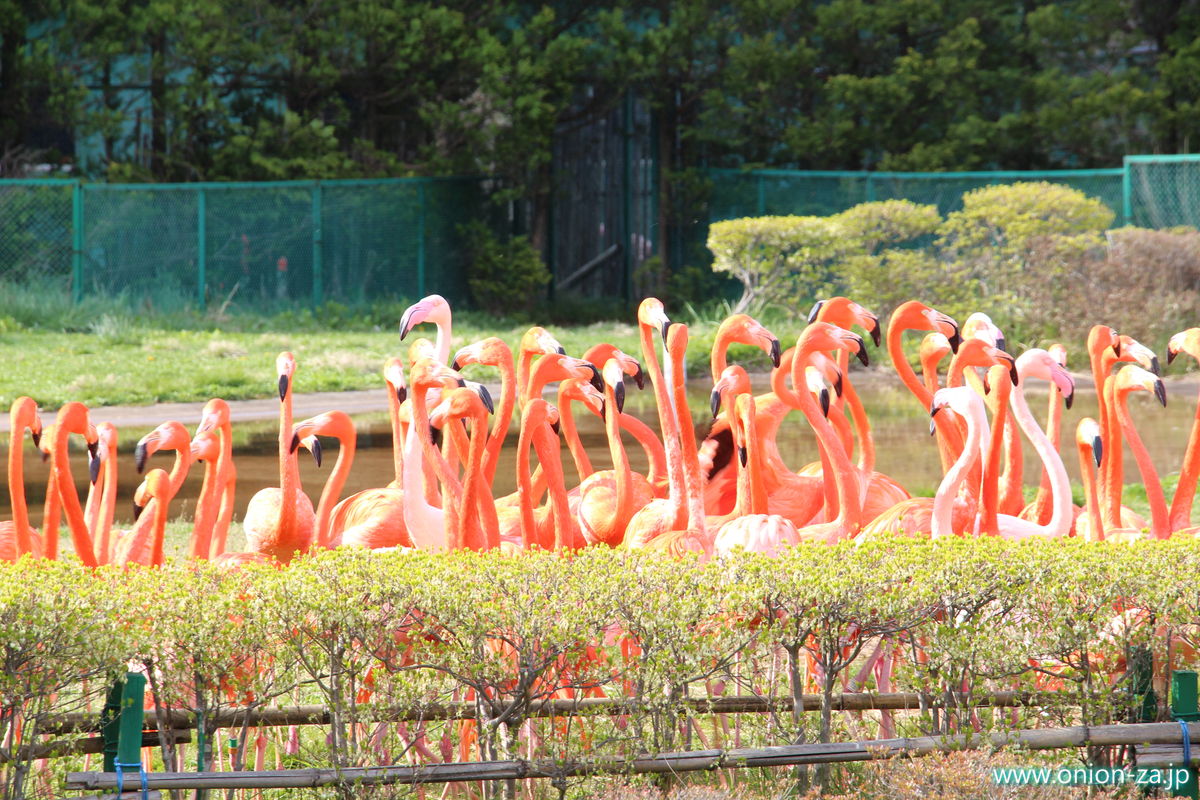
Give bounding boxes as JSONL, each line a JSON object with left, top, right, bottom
{"left": 134, "top": 442, "right": 148, "bottom": 474}
{"left": 396, "top": 386, "right": 407, "bottom": 404}
{"left": 290, "top": 433, "right": 301, "bottom": 453}
{"left": 311, "top": 437, "right": 323, "bottom": 467}
{"left": 431, "top": 425, "right": 443, "bottom": 449}
{"left": 710, "top": 389, "right": 722, "bottom": 419}
{"left": 1150, "top": 355, "right": 1162, "bottom": 376}
{"left": 769, "top": 338, "right": 781, "bottom": 368}
{"left": 550, "top": 419, "right": 561, "bottom": 436}
{"left": 31, "top": 430, "right": 40, "bottom": 449}
{"left": 1155, "top": 380, "right": 1167, "bottom": 407}
{"left": 614, "top": 381, "right": 626, "bottom": 414}
{"left": 555, "top": 345, "right": 566, "bottom": 356}
{"left": 87, "top": 440, "right": 98, "bottom": 459}
{"left": 1113, "top": 341, "right": 1121, "bottom": 356}
{"left": 947, "top": 329, "right": 961, "bottom": 354}
{"left": 1065, "top": 390, "right": 1074, "bottom": 410}
{"left": 834, "top": 370, "right": 844, "bottom": 398}
{"left": 398, "top": 309, "right": 414, "bottom": 341}
{"left": 1169, "top": 349, "right": 1178, "bottom": 366}
{"left": 89, "top": 453, "right": 101, "bottom": 484}
{"left": 1010, "top": 363, "right": 1020, "bottom": 387}
{"left": 451, "top": 357, "right": 461, "bottom": 370}
{"left": 133, "top": 501, "right": 144, "bottom": 522}
{"left": 869, "top": 321, "right": 881, "bottom": 348}
{"left": 856, "top": 346, "right": 869, "bottom": 367}
{"left": 661, "top": 320, "right": 673, "bottom": 341}
{"left": 633, "top": 364, "right": 645, "bottom": 390}
{"left": 588, "top": 364, "right": 604, "bottom": 393}
{"left": 996, "top": 337, "right": 1007, "bottom": 354}
{"left": 807, "top": 300, "right": 823, "bottom": 324}
{"left": 737, "top": 445, "right": 747, "bottom": 467}
{"left": 455, "top": 376, "right": 466, "bottom": 388}
{"left": 819, "top": 388, "right": 830, "bottom": 418}
{"left": 599, "top": 398, "right": 607, "bottom": 421}
{"left": 929, "top": 418, "right": 938, "bottom": 436}
{"left": 477, "top": 384, "right": 495, "bottom": 414}
{"left": 278, "top": 374, "right": 289, "bottom": 401}
{"left": 1093, "top": 437, "right": 1103, "bottom": 468}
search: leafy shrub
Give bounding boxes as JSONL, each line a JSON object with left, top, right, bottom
{"left": 707, "top": 215, "right": 844, "bottom": 313}
{"left": 460, "top": 220, "right": 551, "bottom": 314}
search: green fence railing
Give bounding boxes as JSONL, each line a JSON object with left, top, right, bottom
{"left": 0, "top": 177, "right": 489, "bottom": 310}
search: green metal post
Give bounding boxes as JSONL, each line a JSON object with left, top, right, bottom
{"left": 756, "top": 173, "right": 765, "bottom": 216}
{"left": 311, "top": 182, "right": 323, "bottom": 307}
{"left": 1122, "top": 157, "right": 1133, "bottom": 227}
{"left": 865, "top": 172, "right": 876, "bottom": 203}
{"left": 1129, "top": 645, "right": 1156, "bottom": 723}
{"left": 116, "top": 671, "right": 147, "bottom": 770}
{"left": 417, "top": 181, "right": 427, "bottom": 297}
{"left": 1172, "top": 670, "right": 1199, "bottom": 798}
{"left": 71, "top": 182, "right": 84, "bottom": 304}
{"left": 197, "top": 187, "right": 207, "bottom": 310}
{"left": 622, "top": 91, "right": 634, "bottom": 305}
{"left": 99, "top": 678, "right": 125, "bottom": 772}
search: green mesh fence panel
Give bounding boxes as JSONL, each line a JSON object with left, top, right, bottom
{"left": 1126, "top": 156, "right": 1200, "bottom": 229}
{"left": 0, "top": 180, "right": 73, "bottom": 285}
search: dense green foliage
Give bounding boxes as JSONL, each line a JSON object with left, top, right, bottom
{"left": 460, "top": 221, "right": 552, "bottom": 315}
{"left": 0, "top": 540, "right": 1196, "bottom": 798}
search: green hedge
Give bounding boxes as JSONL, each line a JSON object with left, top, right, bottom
{"left": 2, "top": 539, "right": 1198, "bottom": 797}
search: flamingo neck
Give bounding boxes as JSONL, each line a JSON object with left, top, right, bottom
{"left": 8, "top": 423, "right": 32, "bottom": 556}
{"left": 1030, "top": 387, "right": 1064, "bottom": 524}
{"left": 516, "top": 418, "right": 537, "bottom": 550}
{"left": 998, "top": 411, "right": 1024, "bottom": 516}
{"left": 641, "top": 323, "right": 686, "bottom": 528}
{"left": 278, "top": 384, "right": 297, "bottom": 544}
{"left": 1116, "top": 388, "right": 1169, "bottom": 538}
{"left": 794, "top": 347, "right": 861, "bottom": 540}
{"left": 484, "top": 356, "right": 516, "bottom": 484}
{"left": 96, "top": 442, "right": 118, "bottom": 563}
{"left": 604, "top": 387, "right": 634, "bottom": 528}
{"left": 151, "top": 490, "right": 169, "bottom": 567}
{"left": 459, "top": 413, "right": 491, "bottom": 551}
{"left": 387, "top": 385, "right": 404, "bottom": 485}
{"left": 1078, "top": 442, "right": 1103, "bottom": 541}
{"left": 1100, "top": 378, "right": 1123, "bottom": 529}
{"left": 891, "top": 324, "right": 959, "bottom": 473}
{"left": 1009, "top": 378, "right": 1072, "bottom": 536}
{"left": 932, "top": 401, "right": 985, "bottom": 538}
{"left": 316, "top": 433, "right": 355, "bottom": 548}
{"left": 742, "top": 396, "right": 768, "bottom": 515}
{"left": 415, "top": 389, "right": 462, "bottom": 549}
{"left": 53, "top": 427, "right": 97, "bottom": 567}
{"left": 1169, "top": 381, "right": 1200, "bottom": 531}
{"left": 535, "top": 429, "right": 572, "bottom": 550}
{"left": 671, "top": 348, "right": 706, "bottom": 534}
{"left": 191, "top": 457, "right": 218, "bottom": 560}
{"left": 41, "top": 468, "right": 60, "bottom": 559}
{"left": 557, "top": 393, "right": 593, "bottom": 482}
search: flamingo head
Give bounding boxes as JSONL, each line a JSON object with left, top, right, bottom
{"left": 929, "top": 385, "right": 982, "bottom": 429}
{"left": 407, "top": 337, "right": 438, "bottom": 364}
{"left": 638, "top": 297, "right": 672, "bottom": 341}
{"left": 452, "top": 337, "right": 510, "bottom": 371}
{"left": 1167, "top": 328, "right": 1200, "bottom": 367}
{"left": 920, "top": 332, "right": 953, "bottom": 369}
{"left": 196, "top": 397, "right": 231, "bottom": 436}
{"left": 1087, "top": 324, "right": 1121, "bottom": 357}
{"left": 584, "top": 343, "right": 644, "bottom": 389}
{"left": 1115, "top": 364, "right": 1167, "bottom": 407}
{"left": 602, "top": 359, "right": 626, "bottom": 416}
{"left": 276, "top": 352, "right": 297, "bottom": 400}
{"left": 135, "top": 420, "right": 191, "bottom": 474}
{"left": 711, "top": 365, "right": 752, "bottom": 418}
{"left": 889, "top": 301, "right": 960, "bottom": 352}
{"left": 9, "top": 397, "right": 42, "bottom": 448}
{"left": 808, "top": 351, "right": 845, "bottom": 400}
{"left": 383, "top": 357, "right": 407, "bottom": 404}
{"left": 399, "top": 294, "right": 451, "bottom": 341}
{"left": 715, "top": 314, "right": 781, "bottom": 368}
{"left": 963, "top": 311, "right": 1007, "bottom": 353}
{"left": 952, "top": 338, "right": 1018, "bottom": 386}
{"left": 804, "top": 365, "right": 833, "bottom": 418}
{"left": 1048, "top": 343, "right": 1068, "bottom": 367}
{"left": 1016, "top": 348, "right": 1075, "bottom": 408}
{"left": 523, "top": 398, "right": 561, "bottom": 437}
{"left": 666, "top": 321, "right": 691, "bottom": 364}
{"left": 531, "top": 353, "right": 601, "bottom": 393}
{"left": 132, "top": 468, "right": 170, "bottom": 522}
{"left": 809, "top": 296, "right": 881, "bottom": 347}
{"left": 558, "top": 377, "right": 605, "bottom": 418}
{"left": 1076, "top": 417, "right": 1103, "bottom": 468}
{"left": 55, "top": 403, "right": 99, "bottom": 468}
{"left": 797, "top": 322, "right": 868, "bottom": 367}
{"left": 429, "top": 387, "right": 491, "bottom": 431}
{"left": 520, "top": 326, "right": 565, "bottom": 359}
{"left": 1117, "top": 335, "right": 1160, "bottom": 376}
{"left": 410, "top": 358, "right": 466, "bottom": 394}
{"left": 981, "top": 364, "right": 1015, "bottom": 407}
{"left": 190, "top": 429, "right": 220, "bottom": 463}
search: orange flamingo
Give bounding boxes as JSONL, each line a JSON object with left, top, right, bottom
{"left": 135, "top": 420, "right": 193, "bottom": 497}
{"left": 516, "top": 326, "right": 566, "bottom": 408}
{"left": 240, "top": 352, "right": 315, "bottom": 563}
{"left": 888, "top": 301, "right": 962, "bottom": 473}
{"left": 86, "top": 422, "right": 119, "bottom": 563}
{"left": 577, "top": 360, "right": 655, "bottom": 546}
{"left": 0, "top": 397, "right": 44, "bottom": 561}
{"left": 1104, "top": 365, "right": 1169, "bottom": 541}
{"left": 1073, "top": 418, "right": 1104, "bottom": 542}
{"left": 1167, "top": 328, "right": 1200, "bottom": 534}
{"left": 428, "top": 387, "right": 496, "bottom": 550}
{"left": 1096, "top": 333, "right": 1159, "bottom": 534}
{"left": 452, "top": 337, "right": 515, "bottom": 486}
{"left": 49, "top": 402, "right": 99, "bottom": 565}
{"left": 289, "top": 411, "right": 359, "bottom": 549}
{"left": 193, "top": 398, "right": 236, "bottom": 559}
{"left": 111, "top": 467, "right": 176, "bottom": 566}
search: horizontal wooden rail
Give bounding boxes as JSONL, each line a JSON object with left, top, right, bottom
{"left": 65, "top": 721, "right": 1200, "bottom": 790}
{"left": 42, "top": 691, "right": 1060, "bottom": 736}
{"left": 1, "top": 730, "right": 189, "bottom": 765}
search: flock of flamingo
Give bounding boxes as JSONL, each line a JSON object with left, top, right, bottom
{"left": 3, "top": 293, "right": 1200, "bottom": 567}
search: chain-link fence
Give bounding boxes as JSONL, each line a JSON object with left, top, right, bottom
{"left": 4, "top": 157, "right": 1200, "bottom": 309}
{"left": 0, "top": 177, "right": 489, "bottom": 309}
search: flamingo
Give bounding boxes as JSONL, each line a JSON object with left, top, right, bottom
{"left": 516, "top": 326, "right": 566, "bottom": 407}
{"left": 87, "top": 422, "right": 118, "bottom": 563}
{"left": 382, "top": 357, "right": 408, "bottom": 490}
{"left": 577, "top": 360, "right": 655, "bottom": 547}
{"left": 135, "top": 421, "right": 193, "bottom": 497}
{"left": 428, "top": 387, "right": 496, "bottom": 550}
{"left": 288, "top": 411, "right": 359, "bottom": 549}
{"left": 515, "top": 399, "right": 575, "bottom": 551}
{"left": 887, "top": 300, "right": 962, "bottom": 474}
{"left": 1166, "top": 328, "right": 1200, "bottom": 534}
{"left": 710, "top": 365, "right": 800, "bottom": 556}
{"left": 240, "top": 352, "right": 316, "bottom": 564}
{"left": 1021, "top": 343, "right": 1070, "bottom": 525}
{"left": 402, "top": 358, "right": 470, "bottom": 550}
{"left": 48, "top": 402, "right": 100, "bottom": 565}
{"left": 111, "top": 468, "right": 177, "bottom": 566}
{"left": 193, "top": 398, "right": 236, "bottom": 558}
{"left": 0, "top": 397, "right": 44, "bottom": 561}
{"left": 977, "top": 364, "right": 1015, "bottom": 537}
{"left": 398, "top": 294, "right": 454, "bottom": 364}
{"left": 1073, "top": 419, "right": 1104, "bottom": 542}
{"left": 1103, "top": 365, "right": 1169, "bottom": 541}
{"left": 452, "top": 337, "right": 515, "bottom": 486}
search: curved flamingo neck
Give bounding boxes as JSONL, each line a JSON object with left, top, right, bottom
{"left": 1009, "top": 377, "right": 1072, "bottom": 537}
{"left": 150, "top": 488, "right": 169, "bottom": 567}
{"left": 891, "top": 323, "right": 959, "bottom": 473}
{"left": 620, "top": 413, "right": 667, "bottom": 487}
{"left": 8, "top": 420, "right": 32, "bottom": 556}
{"left": 1079, "top": 439, "right": 1103, "bottom": 541}
{"left": 386, "top": 383, "right": 404, "bottom": 485}
{"left": 640, "top": 322, "right": 686, "bottom": 528}
{"left": 52, "top": 416, "right": 97, "bottom": 567}
{"left": 741, "top": 395, "right": 768, "bottom": 515}
{"left": 459, "top": 410, "right": 491, "bottom": 551}
{"left": 604, "top": 384, "right": 634, "bottom": 528}
{"left": 794, "top": 345, "right": 861, "bottom": 540}
{"left": 412, "top": 385, "right": 462, "bottom": 549}
{"left": 516, "top": 414, "right": 538, "bottom": 550}
{"left": 315, "top": 429, "right": 356, "bottom": 548}
{"left": 980, "top": 383, "right": 1011, "bottom": 536}
{"left": 1100, "top": 378, "right": 1123, "bottom": 530}
{"left": 557, "top": 390, "right": 593, "bottom": 482}
{"left": 192, "top": 455, "right": 218, "bottom": 560}
{"left": 1170, "top": 380, "right": 1200, "bottom": 531}
{"left": 1115, "top": 387, "right": 1169, "bottom": 538}
{"left": 484, "top": 354, "right": 516, "bottom": 485}
{"left": 932, "top": 400, "right": 985, "bottom": 538}
{"left": 670, "top": 344, "right": 706, "bottom": 534}
{"left": 535, "top": 427, "right": 572, "bottom": 551}
{"left": 1030, "top": 386, "right": 1064, "bottom": 524}
{"left": 96, "top": 438, "right": 118, "bottom": 563}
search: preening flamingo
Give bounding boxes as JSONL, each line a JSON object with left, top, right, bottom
{"left": 240, "top": 352, "right": 316, "bottom": 564}
{"left": 49, "top": 402, "right": 100, "bottom": 565}
{"left": 1103, "top": 365, "right": 1169, "bottom": 541}
{"left": 289, "top": 411, "right": 359, "bottom": 549}
{"left": 0, "top": 397, "right": 44, "bottom": 561}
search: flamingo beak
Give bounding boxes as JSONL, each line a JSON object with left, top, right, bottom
{"left": 614, "top": 380, "right": 626, "bottom": 414}
{"left": 278, "top": 374, "right": 289, "bottom": 401}
{"left": 807, "top": 300, "right": 824, "bottom": 324}
{"left": 1168, "top": 348, "right": 1178, "bottom": 366}
{"left": 290, "top": 433, "right": 301, "bottom": 453}
{"left": 929, "top": 404, "right": 941, "bottom": 436}
{"left": 475, "top": 384, "right": 495, "bottom": 414}
{"left": 1113, "top": 340, "right": 1121, "bottom": 356}
{"left": 450, "top": 356, "right": 462, "bottom": 370}
{"left": 819, "top": 388, "right": 830, "bottom": 418}
{"left": 1065, "top": 390, "right": 1074, "bottom": 410}
{"left": 1093, "top": 436, "right": 1103, "bottom": 468}
{"left": 769, "top": 338, "right": 781, "bottom": 368}
{"left": 133, "top": 501, "right": 144, "bottom": 522}
{"left": 633, "top": 364, "right": 646, "bottom": 390}
{"left": 1154, "top": 380, "right": 1167, "bottom": 407}
{"left": 710, "top": 389, "right": 722, "bottom": 419}
{"left": 737, "top": 445, "right": 747, "bottom": 467}
{"left": 89, "top": 453, "right": 101, "bottom": 484}
{"left": 661, "top": 320, "right": 673, "bottom": 341}
{"left": 1009, "top": 363, "right": 1019, "bottom": 387}
{"left": 587, "top": 364, "right": 604, "bottom": 393}
{"left": 550, "top": 419, "right": 561, "bottom": 436}
{"left": 1150, "top": 355, "right": 1162, "bottom": 376}
{"left": 869, "top": 319, "right": 881, "bottom": 348}
{"left": 396, "top": 386, "right": 407, "bottom": 404}
{"left": 834, "top": 370, "right": 844, "bottom": 399}
{"left": 87, "top": 440, "right": 99, "bottom": 459}
{"left": 555, "top": 345, "right": 566, "bottom": 356}
{"left": 31, "top": 430, "right": 40, "bottom": 449}
{"left": 310, "top": 437, "right": 323, "bottom": 467}
{"left": 134, "top": 442, "right": 148, "bottom": 474}
{"left": 855, "top": 340, "right": 869, "bottom": 367}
